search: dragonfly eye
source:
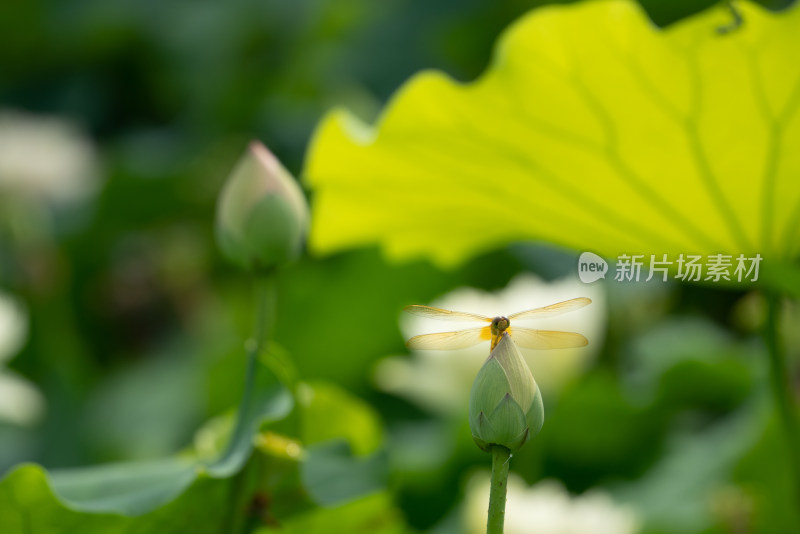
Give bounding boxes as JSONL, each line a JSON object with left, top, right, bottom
{"left": 492, "top": 317, "right": 510, "bottom": 331}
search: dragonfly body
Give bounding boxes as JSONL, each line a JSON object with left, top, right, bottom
{"left": 404, "top": 297, "right": 591, "bottom": 352}
{"left": 489, "top": 316, "right": 510, "bottom": 349}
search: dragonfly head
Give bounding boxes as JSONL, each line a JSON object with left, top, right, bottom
{"left": 491, "top": 316, "right": 510, "bottom": 336}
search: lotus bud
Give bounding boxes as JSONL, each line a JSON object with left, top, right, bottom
{"left": 216, "top": 141, "right": 309, "bottom": 271}
{"left": 469, "top": 333, "right": 544, "bottom": 453}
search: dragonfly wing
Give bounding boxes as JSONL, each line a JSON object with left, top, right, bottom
{"left": 507, "top": 297, "right": 592, "bottom": 321}
{"left": 508, "top": 327, "right": 588, "bottom": 349}
{"left": 404, "top": 305, "right": 491, "bottom": 323}
{"left": 406, "top": 326, "right": 491, "bottom": 350}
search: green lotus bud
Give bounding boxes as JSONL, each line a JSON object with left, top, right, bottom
{"left": 469, "top": 333, "right": 544, "bottom": 453}
{"left": 216, "top": 141, "right": 309, "bottom": 271}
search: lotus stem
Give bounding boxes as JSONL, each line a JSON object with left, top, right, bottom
{"left": 487, "top": 445, "right": 511, "bottom": 534}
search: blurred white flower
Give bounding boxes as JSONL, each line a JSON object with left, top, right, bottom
{"left": 0, "top": 372, "right": 45, "bottom": 426}
{"left": 375, "top": 274, "right": 605, "bottom": 414}
{"left": 0, "top": 291, "right": 44, "bottom": 426}
{"left": 0, "top": 109, "right": 99, "bottom": 206}
{"left": 464, "top": 473, "right": 640, "bottom": 534}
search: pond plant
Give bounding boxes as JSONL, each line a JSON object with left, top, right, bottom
{"left": 1, "top": 1, "right": 799, "bottom": 533}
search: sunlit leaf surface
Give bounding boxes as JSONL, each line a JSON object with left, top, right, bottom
{"left": 305, "top": 0, "right": 800, "bottom": 267}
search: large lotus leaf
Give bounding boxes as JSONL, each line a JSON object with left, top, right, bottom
{"left": 305, "top": 0, "right": 800, "bottom": 269}
{"left": 0, "top": 372, "right": 396, "bottom": 533}
{"left": 0, "top": 463, "right": 233, "bottom": 533}
{"left": 0, "top": 358, "right": 293, "bottom": 532}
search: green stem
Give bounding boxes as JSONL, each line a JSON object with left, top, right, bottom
{"left": 228, "top": 275, "right": 276, "bottom": 458}
{"left": 764, "top": 292, "right": 800, "bottom": 504}
{"left": 242, "top": 275, "right": 277, "bottom": 415}
{"left": 487, "top": 446, "right": 511, "bottom": 534}
{"left": 227, "top": 273, "right": 277, "bottom": 534}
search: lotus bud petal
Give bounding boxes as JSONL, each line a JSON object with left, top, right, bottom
{"left": 469, "top": 334, "right": 544, "bottom": 452}
{"left": 216, "top": 141, "right": 309, "bottom": 271}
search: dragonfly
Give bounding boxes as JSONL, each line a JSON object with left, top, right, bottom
{"left": 404, "top": 297, "right": 591, "bottom": 351}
